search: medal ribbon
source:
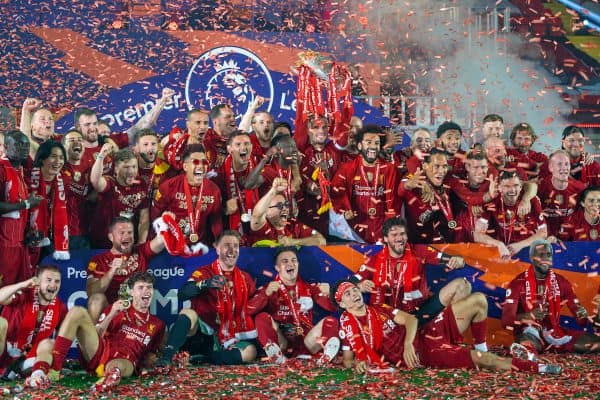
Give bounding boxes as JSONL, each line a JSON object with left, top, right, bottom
{"left": 183, "top": 178, "right": 204, "bottom": 239}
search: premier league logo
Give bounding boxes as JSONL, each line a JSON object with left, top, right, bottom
{"left": 185, "top": 46, "right": 274, "bottom": 119}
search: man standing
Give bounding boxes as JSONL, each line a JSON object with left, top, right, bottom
{"left": 90, "top": 147, "right": 150, "bottom": 248}
{"left": 0, "top": 131, "right": 42, "bottom": 284}
{"left": 559, "top": 125, "right": 600, "bottom": 186}
{"left": 538, "top": 150, "right": 585, "bottom": 237}
{"left": 215, "top": 131, "right": 260, "bottom": 242}
{"left": 0, "top": 266, "right": 67, "bottom": 381}
{"left": 502, "top": 240, "right": 600, "bottom": 356}
{"left": 152, "top": 144, "right": 222, "bottom": 252}
{"left": 203, "top": 104, "right": 237, "bottom": 169}
{"left": 132, "top": 129, "right": 177, "bottom": 201}
{"left": 331, "top": 125, "right": 397, "bottom": 243}
{"left": 506, "top": 123, "right": 547, "bottom": 180}
{"left": 157, "top": 231, "right": 258, "bottom": 367}
{"left": 61, "top": 130, "right": 92, "bottom": 249}
{"left": 561, "top": 186, "right": 600, "bottom": 241}
{"left": 436, "top": 121, "right": 465, "bottom": 175}
{"left": 334, "top": 280, "right": 560, "bottom": 374}
{"left": 35, "top": 272, "right": 165, "bottom": 393}
{"left": 250, "top": 247, "right": 339, "bottom": 364}
{"left": 400, "top": 150, "right": 455, "bottom": 244}
{"left": 297, "top": 115, "right": 345, "bottom": 237}
{"left": 86, "top": 216, "right": 166, "bottom": 322}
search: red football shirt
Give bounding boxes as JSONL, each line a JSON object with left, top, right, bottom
{"left": 87, "top": 241, "right": 155, "bottom": 303}
{"left": 151, "top": 175, "right": 223, "bottom": 245}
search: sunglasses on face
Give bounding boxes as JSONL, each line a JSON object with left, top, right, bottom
{"left": 269, "top": 201, "right": 290, "bottom": 210}
{"left": 187, "top": 158, "right": 209, "bottom": 166}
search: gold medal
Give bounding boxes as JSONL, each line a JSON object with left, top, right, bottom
{"left": 296, "top": 325, "right": 304, "bottom": 336}
{"left": 368, "top": 207, "right": 376, "bottom": 216}
{"left": 189, "top": 233, "right": 199, "bottom": 243}
{"left": 590, "top": 229, "right": 598, "bottom": 240}
{"left": 448, "top": 220, "right": 457, "bottom": 229}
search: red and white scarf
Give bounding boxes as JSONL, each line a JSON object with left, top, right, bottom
{"left": 29, "top": 168, "right": 69, "bottom": 259}
{"left": 14, "top": 288, "right": 62, "bottom": 358}
{"left": 0, "top": 158, "right": 28, "bottom": 219}
{"left": 524, "top": 265, "right": 564, "bottom": 338}
{"left": 371, "top": 246, "right": 421, "bottom": 309}
{"left": 211, "top": 261, "right": 256, "bottom": 348}
{"left": 339, "top": 307, "right": 387, "bottom": 367}
{"left": 275, "top": 276, "right": 313, "bottom": 330}
{"left": 164, "top": 129, "right": 189, "bottom": 171}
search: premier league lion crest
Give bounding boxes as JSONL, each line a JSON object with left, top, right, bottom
{"left": 185, "top": 46, "right": 274, "bottom": 119}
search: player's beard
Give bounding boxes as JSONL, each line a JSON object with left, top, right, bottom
{"left": 140, "top": 151, "right": 156, "bottom": 164}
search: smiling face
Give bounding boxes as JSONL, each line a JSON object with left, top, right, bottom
{"left": 115, "top": 157, "right": 139, "bottom": 186}
{"left": 213, "top": 106, "right": 236, "bottom": 138}
{"left": 274, "top": 250, "right": 299, "bottom": 285}
{"left": 41, "top": 146, "right": 65, "bottom": 179}
{"left": 31, "top": 109, "right": 55, "bottom": 141}
{"left": 63, "top": 131, "right": 84, "bottom": 162}
{"left": 562, "top": 132, "right": 585, "bottom": 159}
{"left": 411, "top": 129, "right": 432, "bottom": 153}
{"left": 465, "top": 158, "right": 488, "bottom": 186}
{"left": 482, "top": 120, "right": 504, "bottom": 140}
{"left": 215, "top": 234, "right": 240, "bottom": 271}
{"left": 548, "top": 152, "right": 571, "bottom": 183}
{"left": 424, "top": 153, "right": 449, "bottom": 187}
{"left": 37, "top": 269, "right": 61, "bottom": 304}
{"left": 338, "top": 284, "right": 365, "bottom": 312}
{"left": 582, "top": 190, "right": 600, "bottom": 220}
{"left": 308, "top": 118, "right": 329, "bottom": 147}
{"left": 252, "top": 112, "right": 274, "bottom": 144}
{"left": 485, "top": 137, "right": 507, "bottom": 167}
{"left": 130, "top": 280, "right": 154, "bottom": 312}
{"left": 531, "top": 243, "right": 552, "bottom": 278}
{"left": 384, "top": 225, "right": 408, "bottom": 257}
{"left": 267, "top": 194, "right": 289, "bottom": 227}
{"left": 358, "top": 132, "right": 381, "bottom": 164}
{"left": 512, "top": 129, "right": 533, "bottom": 154}
{"left": 135, "top": 135, "right": 158, "bottom": 164}
{"left": 499, "top": 176, "right": 523, "bottom": 206}
{"left": 227, "top": 134, "right": 252, "bottom": 168}
{"left": 439, "top": 129, "right": 461, "bottom": 155}
{"left": 183, "top": 152, "right": 208, "bottom": 186}
{"left": 76, "top": 114, "right": 99, "bottom": 144}
{"left": 109, "top": 221, "right": 135, "bottom": 254}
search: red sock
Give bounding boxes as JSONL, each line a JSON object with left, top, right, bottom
{"left": 255, "top": 312, "right": 278, "bottom": 347}
{"left": 51, "top": 336, "right": 73, "bottom": 371}
{"left": 511, "top": 357, "right": 538, "bottom": 373}
{"left": 470, "top": 319, "right": 488, "bottom": 346}
{"left": 32, "top": 361, "right": 50, "bottom": 374}
{"left": 321, "top": 316, "right": 339, "bottom": 341}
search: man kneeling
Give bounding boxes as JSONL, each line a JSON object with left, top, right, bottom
{"left": 249, "top": 247, "right": 339, "bottom": 364}
{"left": 333, "top": 280, "right": 560, "bottom": 374}
{"left": 30, "top": 272, "right": 165, "bottom": 393}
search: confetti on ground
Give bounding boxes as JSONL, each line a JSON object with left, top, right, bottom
{"left": 3, "top": 351, "right": 599, "bottom": 399}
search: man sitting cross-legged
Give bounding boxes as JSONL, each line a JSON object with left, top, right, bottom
{"left": 249, "top": 247, "right": 340, "bottom": 364}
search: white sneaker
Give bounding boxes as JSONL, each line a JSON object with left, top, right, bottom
{"left": 510, "top": 342, "right": 537, "bottom": 362}
{"left": 317, "top": 337, "right": 340, "bottom": 365}
{"left": 264, "top": 343, "right": 286, "bottom": 365}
